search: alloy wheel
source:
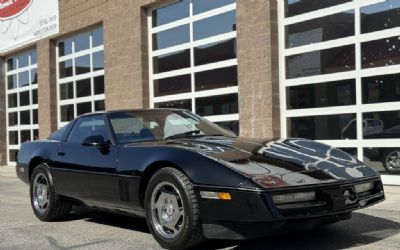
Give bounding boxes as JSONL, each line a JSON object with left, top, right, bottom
{"left": 150, "top": 181, "right": 185, "bottom": 239}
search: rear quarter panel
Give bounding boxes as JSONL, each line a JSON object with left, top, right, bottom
{"left": 17, "top": 140, "right": 59, "bottom": 183}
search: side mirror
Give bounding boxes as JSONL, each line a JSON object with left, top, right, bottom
{"left": 82, "top": 135, "right": 108, "bottom": 148}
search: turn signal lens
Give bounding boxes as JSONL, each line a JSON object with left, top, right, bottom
{"left": 273, "top": 191, "right": 316, "bottom": 205}
{"left": 200, "top": 191, "right": 231, "bottom": 200}
{"left": 218, "top": 192, "right": 232, "bottom": 200}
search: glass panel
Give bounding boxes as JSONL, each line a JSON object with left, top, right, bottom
{"left": 286, "top": 45, "right": 355, "bottom": 79}
{"left": 362, "top": 36, "right": 400, "bottom": 69}
{"left": 285, "top": 0, "right": 351, "bottom": 17}
{"left": 154, "top": 74, "right": 191, "bottom": 97}
{"left": 95, "top": 100, "right": 105, "bottom": 111}
{"left": 287, "top": 79, "right": 356, "bottom": 109}
{"left": 75, "top": 55, "right": 91, "bottom": 75}
{"left": 215, "top": 120, "right": 239, "bottom": 135}
{"left": 8, "top": 93, "right": 17, "bottom": 108}
{"left": 60, "top": 82, "right": 74, "bottom": 100}
{"left": 19, "top": 91, "right": 30, "bottom": 106}
{"left": 94, "top": 76, "right": 105, "bottom": 95}
{"left": 21, "top": 130, "right": 31, "bottom": 143}
{"left": 363, "top": 110, "right": 400, "bottom": 139}
{"left": 362, "top": 73, "right": 400, "bottom": 104}
{"left": 75, "top": 32, "right": 90, "bottom": 52}
{"left": 194, "top": 39, "right": 236, "bottom": 66}
{"left": 153, "top": 25, "right": 190, "bottom": 50}
{"left": 92, "top": 27, "right": 104, "bottom": 47}
{"left": 20, "top": 110, "right": 30, "bottom": 125}
{"left": 33, "top": 109, "right": 38, "bottom": 124}
{"left": 195, "top": 66, "right": 237, "bottom": 91}
{"left": 286, "top": 11, "right": 354, "bottom": 48}
{"left": 18, "top": 70, "right": 30, "bottom": 87}
{"left": 7, "top": 58, "right": 16, "bottom": 71}
{"left": 93, "top": 51, "right": 104, "bottom": 71}
{"left": 9, "top": 131, "right": 18, "bottom": 145}
{"left": 361, "top": 0, "right": 400, "bottom": 34}
{"left": 9, "top": 150, "right": 19, "bottom": 162}
{"left": 33, "top": 129, "right": 39, "bottom": 140}
{"left": 153, "top": 49, "right": 190, "bottom": 73}
{"left": 7, "top": 75, "right": 17, "bottom": 89}
{"left": 154, "top": 99, "right": 192, "bottom": 110}
{"left": 18, "top": 53, "right": 29, "bottom": 68}
{"left": 193, "top": 0, "right": 235, "bottom": 14}
{"left": 76, "top": 79, "right": 91, "bottom": 98}
{"left": 31, "top": 50, "right": 37, "bottom": 64}
{"left": 32, "top": 89, "right": 38, "bottom": 105}
{"left": 288, "top": 114, "right": 357, "bottom": 140}
{"left": 8, "top": 112, "right": 18, "bottom": 126}
{"left": 61, "top": 105, "right": 74, "bottom": 122}
{"left": 58, "top": 38, "right": 73, "bottom": 57}
{"left": 196, "top": 94, "right": 238, "bottom": 116}
{"left": 152, "top": 0, "right": 190, "bottom": 27}
{"left": 68, "top": 115, "right": 107, "bottom": 144}
{"left": 364, "top": 148, "right": 400, "bottom": 174}
{"left": 77, "top": 102, "right": 92, "bottom": 116}
{"left": 193, "top": 11, "right": 236, "bottom": 41}
{"left": 59, "top": 59, "right": 73, "bottom": 78}
{"left": 31, "top": 69, "right": 38, "bottom": 85}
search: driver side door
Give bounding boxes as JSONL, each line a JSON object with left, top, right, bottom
{"left": 52, "top": 114, "right": 120, "bottom": 207}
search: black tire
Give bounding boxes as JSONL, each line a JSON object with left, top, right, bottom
{"left": 145, "top": 167, "right": 205, "bottom": 249}
{"left": 30, "top": 164, "right": 72, "bottom": 221}
{"left": 382, "top": 149, "right": 400, "bottom": 173}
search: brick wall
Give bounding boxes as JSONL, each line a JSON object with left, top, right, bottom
{"left": 0, "top": 0, "right": 281, "bottom": 163}
{"left": 236, "top": 0, "right": 280, "bottom": 138}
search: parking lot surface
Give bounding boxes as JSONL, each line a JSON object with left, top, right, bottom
{"left": 1, "top": 166, "right": 399, "bottom": 250}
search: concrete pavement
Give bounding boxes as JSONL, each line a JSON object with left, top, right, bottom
{"left": 1, "top": 166, "right": 400, "bottom": 250}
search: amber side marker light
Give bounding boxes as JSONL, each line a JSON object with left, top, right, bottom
{"left": 200, "top": 191, "right": 232, "bottom": 200}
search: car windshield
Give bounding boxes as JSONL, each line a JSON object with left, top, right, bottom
{"left": 108, "top": 110, "right": 236, "bottom": 144}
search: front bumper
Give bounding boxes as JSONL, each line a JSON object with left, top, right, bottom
{"left": 195, "top": 177, "right": 385, "bottom": 240}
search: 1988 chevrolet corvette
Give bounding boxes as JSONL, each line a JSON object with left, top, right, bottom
{"left": 16, "top": 109, "right": 385, "bottom": 249}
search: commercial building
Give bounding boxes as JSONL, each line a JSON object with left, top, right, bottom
{"left": 0, "top": 0, "right": 399, "bottom": 184}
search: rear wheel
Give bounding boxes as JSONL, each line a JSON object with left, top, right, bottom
{"left": 145, "top": 167, "right": 204, "bottom": 249}
{"left": 30, "top": 164, "right": 72, "bottom": 221}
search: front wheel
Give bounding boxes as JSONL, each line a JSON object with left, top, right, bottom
{"left": 30, "top": 164, "right": 72, "bottom": 221}
{"left": 145, "top": 168, "right": 204, "bottom": 249}
{"left": 382, "top": 149, "right": 400, "bottom": 173}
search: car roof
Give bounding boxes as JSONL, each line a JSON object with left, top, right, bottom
{"left": 77, "top": 108, "right": 188, "bottom": 118}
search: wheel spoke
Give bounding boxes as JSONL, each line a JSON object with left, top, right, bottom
{"left": 163, "top": 222, "right": 177, "bottom": 233}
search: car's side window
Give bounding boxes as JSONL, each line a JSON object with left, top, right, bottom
{"left": 68, "top": 115, "right": 109, "bottom": 144}
{"left": 109, "top": 113, "right": 159, "bottom": 143}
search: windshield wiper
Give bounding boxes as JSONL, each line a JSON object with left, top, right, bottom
{"left": 165, "top": 130, "right": 203, "bottom": 140}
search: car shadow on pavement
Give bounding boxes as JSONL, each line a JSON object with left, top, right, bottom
{"left": 200, "top": 212, "right": 400, "bottom": 250}
{"left": 62, "top": 207, "right": 400, "bottom": 250}
{"left": 64, "top": 206, "right": 150, "bottom": 234}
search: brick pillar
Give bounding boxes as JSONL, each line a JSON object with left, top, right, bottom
{"left": 103, "top": 2, "right": 151, "bottom": 110}
{"left": 236, "top": 0, "right": 280, "bottom": 138}
{"left": 0, "top": 57, "right": 6, "bottom": 165}
{"left": 37, "top": 39, "right": 58, "bottom": 139}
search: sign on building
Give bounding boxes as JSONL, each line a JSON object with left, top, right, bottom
{"left": 0, "top": 0, "right": 59, "bottom": 53}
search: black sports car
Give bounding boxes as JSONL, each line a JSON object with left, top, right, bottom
{"left": 16, "top": 109, "right": 385, "bottom": 249}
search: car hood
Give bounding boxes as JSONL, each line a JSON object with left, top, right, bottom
{"left": 168, "top": 137, "right": 378, "bottom": 189}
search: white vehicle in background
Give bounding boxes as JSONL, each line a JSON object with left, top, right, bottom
{"left": 341, "top": 118, "right": 384, "bottom": 139}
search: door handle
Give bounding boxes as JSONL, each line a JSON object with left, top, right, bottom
{"left": 58, "top": 151, "right": 65, "bottom": 156}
